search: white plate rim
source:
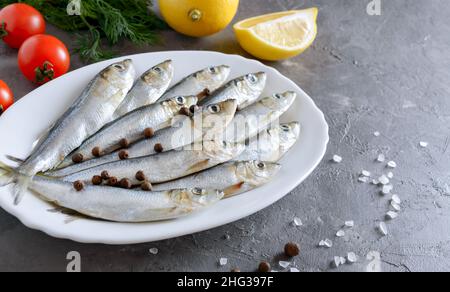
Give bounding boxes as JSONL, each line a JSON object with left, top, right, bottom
{"left": 0, "top": 51, "right": 329, "bottom": 244}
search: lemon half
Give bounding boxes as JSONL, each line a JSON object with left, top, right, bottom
{"left": 234, "top": 8, "right": 318, "bottom": 61}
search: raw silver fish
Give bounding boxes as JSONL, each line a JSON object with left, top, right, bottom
{"left": 59, "top": 95, "right": 198, "bottom": 168}
{"left": 0, "top": 162, "right": 222, "bottom": 222}
{"left": 224, "top": 91, "right": 296, "bottom": 143}
{"left": 10, "top": 59, "right": 136, "bottom": 204}
{"left": 47, "top": 99, "right": 238, "bottom": 177}
{"left": 62, "top": 141, "right": 245, "bottom": 184}
{"left": 113, "top": 60, "right": 174, "bottom": 118}
{"left": 234, "top": 122, "right": 300, "bottom": 162}
{"left": 153, "top": 161, "right": 281, "bottom": 198}
{"left": 198, "top": 72, "right": 267, "bottom": 110}
{"left": 158, "top": 65, "right": 231, "bottom": 102}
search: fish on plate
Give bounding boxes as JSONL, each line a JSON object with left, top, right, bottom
{"left": 0, "top": 162, "right": 222, "bottom": 222}
{"left": 234, "top": 122, "right": 300, "bottom": 162}
{"left": 7, "top": 59, "right": 136, "bottom": 204}
{"left": 61, "top": 141, "right": 245, "bottom": 185}
{"left": 224, "top": 91, "right": 297, "bottom": 143}
{"left": 199, "top": 72, "right": 267, "bottom": 110}
{"left": 153, "top": 161, "right": 281, "bottom": 198}
{"left": 47, "top": 99, "right": 238, "bottom": 177}
{"left": 113, "top": 60, "right": 174, "bottom": 118}
{"left": 158, "top": 65, "right": 231, "bottom": 102}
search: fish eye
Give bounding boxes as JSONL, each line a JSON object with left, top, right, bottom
{"left": 113, "top": 64, "right": 125, "bottom": 71}
{"left": 153, "top": 67, "right": 162, "bottom": 74}
{"left": 256, "top": 162, "right": 266, "bottom": 169}
{"left": 281, "top": 124, "right": 291, "bottom": 132}
{"left": 208, "top": 104, "right": 221, "bottom": 113}
{"left": 208, "top": 67, "right": 217, "bottom": 74}
{"left": 175, "top": 96, "right": 186, "bottom": 105}
{"left": 247, "top": 74, "right": 258, "bottom": 84}
{"left": 192, "top": 188, "right": 205, "bottom": 195}
{"left": 274, "top": 93, "right": 283, "bottom": 99}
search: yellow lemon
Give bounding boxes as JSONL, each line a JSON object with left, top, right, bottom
{"left": 234, "top": 8, "right": 318, "bottom": 61}
{"left": 159, "top": 0, "right": 240, "bottom": 37}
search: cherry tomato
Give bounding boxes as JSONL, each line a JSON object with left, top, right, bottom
{"left": 18, "top": 34, "right": 70, "bottom": 84}
{"left": 0, "top": 80, "right": 14, "bottom": 115}
{"left": 0, "top": 3, "right": 46, "bottom": 49}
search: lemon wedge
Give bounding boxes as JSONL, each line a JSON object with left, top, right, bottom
{"left": 234, "top": 8, "right": 318, "bottom": 61}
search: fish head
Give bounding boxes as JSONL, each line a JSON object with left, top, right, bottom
{"left": 171, "top": 188, "right": 224, "bottom": 207}
{"left": 163, "top": 95, "right": 198, "bottom": 113}
{"left": 237, "top": 161, "right": 281, "bottom": 186}
{"left": 278, "top": 122, "right": 301, "bottom": 151}
{"left": 202, "top": 140, "right": 245, "bottom": 161}
{"left": 196, "top": 65, "right": 231, "bottom": 90}
{"left": 141, "top": 60, "right": 174, "bottom": 90}
{"left": 261, "top": 91, "right": 297, "bottom": 111}
{"left": 102, "top": 59, "right": 136, "bottom": 88}
{"left": 201, "top": 99, "right": 238, "bottom": 134}
{"left": 233, "top": 72, "right": 267, "bottom": 109}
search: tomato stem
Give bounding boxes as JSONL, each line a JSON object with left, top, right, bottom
{"left": 0, "top": 22, "right": 8, "bottom": 38}
{"left": 34, "top": 61, "right": 55, "bottom": 84}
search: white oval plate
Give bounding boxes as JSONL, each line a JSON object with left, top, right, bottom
{"left": 0, "top": 51, "right": 328, "bottom": 244}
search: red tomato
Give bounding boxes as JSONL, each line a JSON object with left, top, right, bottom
{"left": 0, "top": 80, "right": 14, "bottom": 115}
{"left": 18, "top": 34, "right": 70, "bottom": 84}
{"left": 0, "top": 3, "right": 46, "bottom": 49}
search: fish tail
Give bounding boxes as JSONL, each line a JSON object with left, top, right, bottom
{"left": 0, "top": 161, "right": 31, "bottom": 205}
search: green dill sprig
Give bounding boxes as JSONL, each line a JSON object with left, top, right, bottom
{"left": 0, "top": 0, "right": 167, "bottom": 63}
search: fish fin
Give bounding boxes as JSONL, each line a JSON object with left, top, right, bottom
{"left": 0, "top": 162, "right": 14, "bottom": 187}
{"left": 187, "top": 159, "right": 210, "bottom": 173}
{"left": 0, "top": 161, "right": 31, "bottom": 205}
{"left": 12, "top": 175, "right": 31, "bottom": 205}
{"left": 5, "top": 154, "right": 25, "bottom": 164}
{"left": 223, "top": 182, "right": 245, "bottom": 198}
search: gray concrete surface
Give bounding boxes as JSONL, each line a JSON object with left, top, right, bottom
{"left": 1, "top": 0, "right": 450, "bottom": 272}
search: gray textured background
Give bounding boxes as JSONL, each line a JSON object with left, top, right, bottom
{"left": 1, "top": 0, "right": 449, "bottom": 272}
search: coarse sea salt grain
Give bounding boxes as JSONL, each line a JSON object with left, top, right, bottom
{"left": 344, "top": 221, "right": 354, "bottom": 228}
{"left": 378, "top": 175, "right": 390, "bottom": 185}
{"left": 149, "top": 248, "right": 159, "bottom": 255}
{"left": 387, "top": 161, "right": 397, "bottom": 168}
{"left": 386, "top": 211, "right": 398, "bottom": 220}
{"left": 336, "top": 230, "right": 346, "bottom": 237}
{"left": 391, "top": 201, "right": 401, "bottom": 211}
{"left": 340, "top": 257, "right": 346, "bottom": 265}
{"left": 372, "top": 179, "right": 379, "bottom": 185}
{"left": 219, "top": 258, "right": 228, "bottom": 266}
{"left": 319, "top": 239, "right": 333, "bottom": 248}
{"left": 377, "top": 154, "right": 385, "bottom": 162}
{"left": 293, "top": 217, "right": 303, "bottom": 227}
{"left": 391, "top": 194, "right": 401, "bottom": 204}
{"left": 378, "top": 222, "right": 388, "bottom": 236}
{"left": 290, "top": 267, "right": 300, "bottom": 272}
{"left": 387, "top": 172, "right": 394, "bottom": 179}
{"left": 374, "top": 131, "right": 381, "bottom": 137}
{"left": 332, "top": 256, "right": 341, "bottom": 268}
{"left": 279, "top": 261, "right": 290, "bottom": 269}
{"left": 381, "top": 185, "right": 393, "bottom": 195}
{"left": 419, "top": 141, "right": 428, "bottom": 148}
{"left": 347, "top": 252, "right": 358, "bottom": 264}
{"left": 361, "top": 170, "right": 371, "bottom": 177}
{"left": 358, "top": 176, "right": 369, "bottom": 183}
{"left": 333, "top": 155, "right": 343, "bottom": 163}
